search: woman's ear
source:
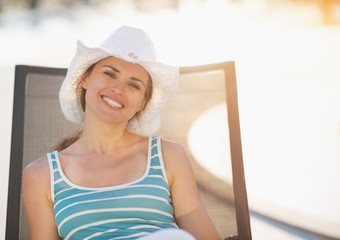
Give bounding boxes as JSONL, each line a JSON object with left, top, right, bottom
{"left": 80, "top": 64, "right": 95, "bottom": 90}
{"left": 80, "top": 66, "right": 93, "bottom": 90}
{"left": 138, "top": 99, "right": 147, "bottom": 112}
{"left": 80, "top": 74, "right": 89, "bottom": 89}
{"left": 139, "top": 76, "right": 152, "bottom": 112}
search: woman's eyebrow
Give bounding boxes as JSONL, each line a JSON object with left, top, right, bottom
{"left": 103, "top": 65, "right": 120, "bottom": 73}
{"left": 103, "top": 65, "right": 146, "bottom": 86}
{"left": 130, "top": 77, "right": 146, "bottom": 86}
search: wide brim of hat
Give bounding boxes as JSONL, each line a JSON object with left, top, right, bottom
{"left": 59, "top": 40, "right": 179, "bottom": 136}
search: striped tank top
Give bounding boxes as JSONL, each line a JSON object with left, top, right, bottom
{"left": 47, "top": 136, "right": 178, "bottom": 240}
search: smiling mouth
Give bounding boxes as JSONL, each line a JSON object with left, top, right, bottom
{"left": 102, "top": 96, "right": 123, "bottom": 109}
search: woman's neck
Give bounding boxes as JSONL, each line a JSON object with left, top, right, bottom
{"left": 78, "top": 116, "right": 134, "bottom": 156}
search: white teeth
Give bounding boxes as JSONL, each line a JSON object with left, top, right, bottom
{"left": 103, "top": 96, "right": 122, "bottom": 108}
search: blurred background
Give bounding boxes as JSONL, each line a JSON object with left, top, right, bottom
{"left": 0, "top": 0, "right": 339, "bottom": 239}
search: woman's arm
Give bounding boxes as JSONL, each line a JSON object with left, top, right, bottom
{"left": 22, "top": 156, "right": 61, "bottom": 240}
{"left": 161, "top": 139, "right": 222, "bottom": 240}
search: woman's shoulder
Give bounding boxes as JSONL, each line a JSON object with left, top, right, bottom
{"left": 22, "top": 155, "right": 54, "bottom": 207}
{"left": 160, "top": 137, "right": 187, "bottom": 156}
{"left": 159, "top": 138, "right": 192, "bottom": 185}
{"left": 24, "top": 155, "right": 49, "bottom": 172}
{"left": 23, "top": 155, "right": 51, "bottom": 187}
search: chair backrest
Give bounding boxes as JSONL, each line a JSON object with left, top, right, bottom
{"left": 6, "top": 62, "right": 252, "bottom": 240}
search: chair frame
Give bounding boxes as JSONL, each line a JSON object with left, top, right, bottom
{"left": 6, "top": 65, "right": 67, "bottom": 240}
{"left": 6, "top": 62, "right": 251, "bottom": 240}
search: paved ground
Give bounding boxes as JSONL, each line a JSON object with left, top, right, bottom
{"left": 1, "top": 0, "right": 340, "bottom": 239}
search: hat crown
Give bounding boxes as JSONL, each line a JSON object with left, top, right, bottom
{"left": 100, "top": 26, "right": 156, "bottom": 62}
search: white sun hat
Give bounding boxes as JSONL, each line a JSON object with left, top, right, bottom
{"left": 59, "top": 26, "right": 179, "bottom": 136}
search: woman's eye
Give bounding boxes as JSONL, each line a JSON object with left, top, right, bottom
{"left": 104, "top": 72, "right": 116, "bottom": 78}
{"left": 129, "top": 83, "right": 141, "bottom": 90}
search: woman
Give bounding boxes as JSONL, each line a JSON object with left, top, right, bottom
{"left": 23, "top": 26, "right": 222, "bottom": 240}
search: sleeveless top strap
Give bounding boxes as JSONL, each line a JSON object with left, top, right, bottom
{"left": 47, "top": 150, "right": 59, "bottom": 202}
{"left": 149, "top": 136, "right": 169, "bottom": 185}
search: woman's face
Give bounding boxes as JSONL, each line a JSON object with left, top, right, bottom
{"left": 81, "top": 56, "right": 151, "bottom": 125}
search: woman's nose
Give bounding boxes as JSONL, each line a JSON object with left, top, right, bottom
{"left": 110, "top": 80, "right": 125, "bottom": 94}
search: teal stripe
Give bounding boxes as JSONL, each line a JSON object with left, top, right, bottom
{"left": 52, "top": 161, "right": 58, "bottom": 170}
{"left": 54, "top": 181, "right": 73, "bottom": 196}
{"left": 137, "top": 177, "right": 169, "bottom": 191}
{"left": 53, "top": 171, "right": 62, "bottom": 181}
{"left": 151, "top": 147, "right": 158, "bottom": 156}
{"left": 54, "top": 185, "right": 170, "bottom": 212}
{"left": 55, "top": 196, "right": 173, "bottom": 223}
{"left": 59, "top": 211, "right": 175, "bottom": 238}
{"left": 54, "top": 187, "right": 91, "bottom": 205}
{"left": 149, "top": 168, "right": 163, "bottom": 176}
{"left": 151, "top": 136, "right": 158, "bottom": 146}
{"left": 62, "top": 218, "right": 175, "bottom": 240}
{"left": 150, "top": 157, "right": 160, "bottom": 166}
